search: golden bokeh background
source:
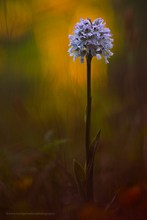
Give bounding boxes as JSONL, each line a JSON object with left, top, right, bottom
{"left": 0, "top": 0, "right": 147, "bottom": 218}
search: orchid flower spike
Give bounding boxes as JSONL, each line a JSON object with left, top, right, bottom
{"left": 68, "top": 18, "right": 113, "bottom": 63}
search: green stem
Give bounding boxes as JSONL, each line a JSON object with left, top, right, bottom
{"left": 86, "top": 54, "right": 93, "bottom": 201}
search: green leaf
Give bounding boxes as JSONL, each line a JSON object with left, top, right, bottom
{"left": 73, "top": 159, "right": 86, "bottom": 200}
{"left": 88, "top": 130, "right": 101, "bottom": 173}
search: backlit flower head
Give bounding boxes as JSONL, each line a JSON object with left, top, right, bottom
{"left": 68, "top": 18, "right": 113, "bottom": 63}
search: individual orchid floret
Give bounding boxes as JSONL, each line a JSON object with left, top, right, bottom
{"left": 68, "top": 18, "right": 113, "bottom": 63}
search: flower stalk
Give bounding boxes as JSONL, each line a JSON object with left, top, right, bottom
{"left": 85, "top": 53, "right": 93, "bottom": 201}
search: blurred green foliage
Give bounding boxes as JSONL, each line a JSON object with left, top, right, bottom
{"left": 0, "top": 0, "right": 147, "bottom": 218}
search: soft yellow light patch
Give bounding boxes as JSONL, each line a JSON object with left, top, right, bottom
{"left": 0, "top": 1, "right": 32, "bottom": 40}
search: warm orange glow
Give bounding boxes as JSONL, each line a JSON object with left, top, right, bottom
{"left": 32, "top": 0, "right": 116, "bottom": 86}
{"left": 0, "top": 0, "right": 145, "bottom": 217}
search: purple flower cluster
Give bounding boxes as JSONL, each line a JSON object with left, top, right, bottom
{"left": 68, "top": 18, "right": 113, "bottom": 63}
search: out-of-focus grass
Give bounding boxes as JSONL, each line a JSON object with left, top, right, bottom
{"left": 0, "top": 0, "right": 147, "bottom": 218}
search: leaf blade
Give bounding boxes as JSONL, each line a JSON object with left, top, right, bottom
{"left": 73, "top": 159, "right": 86, "bottom": 200}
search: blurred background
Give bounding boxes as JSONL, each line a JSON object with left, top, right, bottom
{"left": 0, "top": 0, "right": 147, "bottom": 219}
